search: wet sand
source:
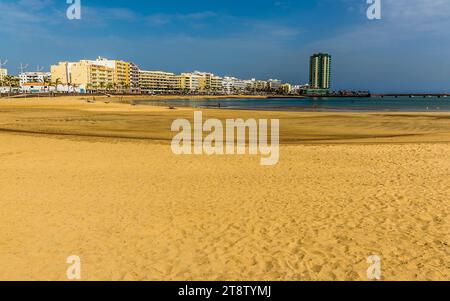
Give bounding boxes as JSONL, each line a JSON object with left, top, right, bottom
{"left": 0, "top": 97, "right": 449, "bottom": 280}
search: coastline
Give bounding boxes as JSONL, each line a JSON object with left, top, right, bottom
{"left": 0, "top": 94, "right": 278, "bottom": 102}
{"left": 2, "top": 0, "right": 449, "bottom": 283}
{"left": 0, "top": 96, "right": 449, "bottom": 280}
{"left": 2, "top": 96, "right": 450, "bottom": 144}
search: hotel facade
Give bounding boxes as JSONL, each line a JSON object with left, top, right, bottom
{"left": 139, "top": 70, "right": 178, "bottom": 94}
{"left": 173, "top": 72, "right": 223, "bottom": 94}
{"left": 49, "top": 56, "right": 295, "bottom": 94}
{"left": 51, "top": 60, "right": 114, "bottom": 90}
{"left": 88, "top": 57, "right": 131, "bottom": 91}
{"left": 51, "top": 58, "right": 138, "bottom": 92}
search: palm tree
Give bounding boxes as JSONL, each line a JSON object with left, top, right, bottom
{"left": 4, "top": 75, "right": 18, "bottom": 88}
{"left": 3, "top": 76, "right": 19, "bottom": 96}
{"left": 124, "top": 83, "right": 130, "bottom": 94}
{"left": 64, "top": 81, "right": 74, "bottom": 94}
{"left": 51, "top": 78, "right": 62, "bottom": 94}
{"left": 72, "top": 83, "right": 80, "bottom": 94}
{"left": 119, "top": 81, "right": 125, "bottom": 93}
{"left": 52, "top": 78, "right": 61, "bottom": 87}
{"left": 106, "top": 82, "right": 114, "bottom": 93}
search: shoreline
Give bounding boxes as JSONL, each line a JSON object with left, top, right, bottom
{"left": 0, "top": 95, "right": 449, "bottom": 280}
{"left": 2, "top": 95, "right": 449, "bottom": 113}
{"left": 135, "top": 102, "right": 450, "bottom": 113}
{"left": 0, "top": 94, "right": 280, "bottom": 101}
{"left": 1, "top": 96, "right": 450, "bottom": 145}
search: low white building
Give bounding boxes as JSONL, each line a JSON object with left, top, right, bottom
{"left": 0, "top": 86, "right": 12, "bottom": 93}
{"left": 55, "top": 84, "right": 86, "bottom": 93}
{"left": 291, "top": 84, "right": 309, "bottom": 93}
{"left": 19, "top": 72, "right": 51, "bottom": 86}
{"left": 21, "top": 82, "right": 54, "bottom": 93}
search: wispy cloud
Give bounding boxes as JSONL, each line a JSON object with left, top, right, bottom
{"left": 0, "top": 0, "right": 60, "bottom": 38}
{"left": 144, "top": 11, "right": 218, "bottom": 26}
{"left": 17, "top": 0, "right": 54, "bottom": 10}
{"left": 248, "top": 22, "right": 301, "bottom": 38}
{"left": 386, "top": 0, "right": 450, "bottom": 19}
{"left": 80, "top": 6, "right": 218, "bottom": 27}
{"left": 312, "top": 0, "right": 450, "bottom": 50}
{"left": 274, "top": 1, "right": 289, "bottom": 9}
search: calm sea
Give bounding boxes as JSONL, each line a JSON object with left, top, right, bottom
{"left": 138, "top": 96, "right": 450, "bottom": 112}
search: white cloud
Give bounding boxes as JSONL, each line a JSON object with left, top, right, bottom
{"left": 17, "top": 0, "right": 54, "bottom": 10}
{"left": 385, "top": 0, "right": 450, "bottom": 19}
{"left": 311, "top": 0, "right": 450, "bottom": 50}
{"left": 144, "top": 11, "right": 217, "bottom": 26}
{"left": 0, "top": 0, "right": 59, "bottom": 38}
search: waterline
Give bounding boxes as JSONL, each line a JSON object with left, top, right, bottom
{"left": 136, "top": 97, "right": 450, "bottom": 112}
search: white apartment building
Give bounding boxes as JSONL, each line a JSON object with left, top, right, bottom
{"left": 21, "top": 82, "right": 54, "bottom": 93}
{"left": 19, "top": 71, "right": 51, "bottom": 86}
{"left": 178, "top": 72, "right": 201, "bottom": 92}
{"left": 291, "top": 84, "right": 309, "bottom": 93}
{"left": 267, "top": 79, "right": 282, "bottom": 91}
{"left": 222, "top": 76, "right": 247, "bottom": 94}
{"left": 244, "top": 78, "right": 268, "bottom": 92}
{"left": 130, "top": 63, "right": 140, "bottom": 92}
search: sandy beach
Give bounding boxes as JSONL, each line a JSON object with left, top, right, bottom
{"left": 0, "top": 96, "right": 448, "bottom": 280}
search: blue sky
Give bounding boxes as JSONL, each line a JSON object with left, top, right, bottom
{"left": 1, "top": 0, "right": 449, "bottom": 92}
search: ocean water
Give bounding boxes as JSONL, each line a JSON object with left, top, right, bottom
{"left": 137, "top": 96, "right": 450, "bottom": 112}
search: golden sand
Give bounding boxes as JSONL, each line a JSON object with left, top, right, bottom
{"left": 0, "top": 97, "right": 449, "bottom": 280}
